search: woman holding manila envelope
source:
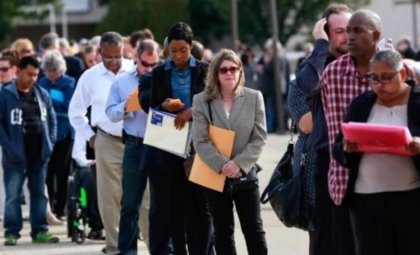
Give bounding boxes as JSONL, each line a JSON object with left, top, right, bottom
{"left": 192, "top": 49, "right": 268, "bottom": 254}
{"left": 333, "top": 50, "right": 420, "bottom": 254}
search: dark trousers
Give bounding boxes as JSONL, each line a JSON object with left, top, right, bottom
{"left": 207, "top": 181, "right": 267, "bottom": 255}
{"left": 309, "top": 149, "right": 334, "bottom": 255}
{"left": 350, "top": 188, "right": 420, "bottom": 255}
{"left": 46, "top": 135, "right": 73, "bottom": 217}
{"left": 146, "top": 146, "right": 212, "bottom": 255}
{"left": 118, "top": 137, "right": 148, "bottom": 253}
{"left": 77, "top": 164, "right": 103, "bottom": 231}
{"left": 309, "top": 149, "right": 355, "bottom": 255}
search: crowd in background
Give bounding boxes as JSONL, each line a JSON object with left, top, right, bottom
{"left": 1, "top": 3, "right": 420, "bottom": 255}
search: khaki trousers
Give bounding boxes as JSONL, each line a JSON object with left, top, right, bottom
{"left": 95, "top": 130, "right": 124, "bottom": 253}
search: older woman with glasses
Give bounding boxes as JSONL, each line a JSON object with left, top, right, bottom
{"left": 333, "top": 50, "right": 420, "bottom": 255}
{"left": 39, "top": 50, "right": 75, "bottom": 220}
{"left": 192, "top": 49, "right": 268, "bottom": 254}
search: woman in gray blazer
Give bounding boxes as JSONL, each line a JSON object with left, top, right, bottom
{"left": 192, "top": 49, "right": 268, "bottom": 254}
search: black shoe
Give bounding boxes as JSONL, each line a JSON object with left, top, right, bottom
{"left": 87, "top": 229, "right": 105, "bottom": 240}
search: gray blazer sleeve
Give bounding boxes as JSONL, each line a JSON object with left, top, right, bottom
{"left": 192, "top": 92, "right": 228, "bottom": 173}
{"left": 232, "top": 90, "right": 267, "bottom": 173}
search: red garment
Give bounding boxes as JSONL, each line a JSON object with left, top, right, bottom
{"left": 321, "top": 54, "right": 371, "bottom": 205}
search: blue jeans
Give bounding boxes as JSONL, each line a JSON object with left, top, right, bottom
{"left": 118, "top": 136, "right": 148, "bottom": 253}
{"left": 3, "top": 158, "right": 48, "bottom": 238}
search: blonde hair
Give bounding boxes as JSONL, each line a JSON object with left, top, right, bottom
{"left": 10, "top": 38, "right": 34, "bottom": 58}
{"left": 205, "top": 48, "right": 245, "bottom": 101}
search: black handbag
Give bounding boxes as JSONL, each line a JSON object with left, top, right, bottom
{"left": 260, "top": 128, "right": 309, "bottom": 230}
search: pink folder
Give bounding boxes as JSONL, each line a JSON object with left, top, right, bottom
{"left": 341, "top": 122, "right": 414, "bottom": 156}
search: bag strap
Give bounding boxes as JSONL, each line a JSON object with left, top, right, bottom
{"left": 207, "top": 101, "right": 213, "bottom": 124}
{"left": 260, "top": 122, "right": 296, "bottom": 204}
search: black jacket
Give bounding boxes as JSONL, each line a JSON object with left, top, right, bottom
{"left": 140, "top": 59, "right": 208, "bottom": 113}
{"left": 333, "top": 85, "right": 420, "bottom": 200}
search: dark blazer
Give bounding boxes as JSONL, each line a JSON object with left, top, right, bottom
{"left": 142, "top": 59, "right": 208, "bottom": 112}
{"left": 333, "top": 85, "right": 420, "bottom": 201}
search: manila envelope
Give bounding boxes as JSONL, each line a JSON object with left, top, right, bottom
{"left": 126, "top": 88, "right": 142, "bottom": 112}
{"left": 189, "top": 125, "right": 235, "bottom": 192}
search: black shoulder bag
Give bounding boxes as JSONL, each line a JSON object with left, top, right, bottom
{"left": 260, "top": 124, "right": 309, "bottom": 230}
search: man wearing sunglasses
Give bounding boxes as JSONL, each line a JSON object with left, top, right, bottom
{"left": 105, "top": 39, "right": 160, "bottom": 255}
{"left": 0, "top": 49, "right": 20, "bottom": 88}
{"left": 69, "top": 31, "right": 134, "bottom": 254}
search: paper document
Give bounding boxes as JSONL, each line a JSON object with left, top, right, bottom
{"left": 189, "top": 125, "right": 235, "bottom": 192}
{"left": 126, "top": 88, "right": 142, "bottom": 112}
{"left": 341, "top": 122, "right": 413, "bottom": 155}
{"left": 143, "top": 109, "right": 190, "bottom": 158}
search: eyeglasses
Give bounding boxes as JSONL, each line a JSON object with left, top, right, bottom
{"left": 218, "top": 66, "right": 240, "bottom": 75}
{"left": 0, "top": 67, "right": 11, "bottom": 72}
{"left": 368, "top": 71, "right": 399, "bottom": 85}
{"left": 140, "top": 60, "right": 157, "bottom": 68}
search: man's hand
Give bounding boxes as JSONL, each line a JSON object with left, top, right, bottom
{"left": 174, "top": 108, "right": 192, "bottom": 130}
{"left": 161, "top": 98, "right": 185, "bottom": 113}
{"left": 298, "top": 112, "right": 313, "bottom": 134}
{"left": 89, "top": 135, "right": 96, "bottom": 149}
{"left": 313, "top": 18, "right": 328, "bottom": 41}
{"left": 221, "top": 160, "right": 242, "bottom": 179}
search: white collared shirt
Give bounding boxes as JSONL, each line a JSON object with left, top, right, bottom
{"left": 69, "top": 59, "right": 134, "bottom": 141}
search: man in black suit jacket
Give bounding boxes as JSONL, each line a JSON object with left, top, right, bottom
{"left": 140, "top": 22, "right": 212, "bottom": 255}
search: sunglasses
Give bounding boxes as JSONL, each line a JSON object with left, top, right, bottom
{"left": 368, "top": 71, "right": 399, "bottom": 85}
{"left": 0, "top": 67, "right": 11, "bottom": 72}
{"left": 219, "top": 66, "right": 240, "bottom": 75}
{"left": 140, "top": 60, "right": 157, "bottom": 68}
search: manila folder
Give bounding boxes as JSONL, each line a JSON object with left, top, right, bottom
{"left": 189, "top": 125, "right": 235, "bottom": 192}
{"left": 126, "top": 88, "right": 142, "bottom": 112}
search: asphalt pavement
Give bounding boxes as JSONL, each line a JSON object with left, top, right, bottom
{"left": 0, "top": 133, "right": 309, "bottom": 255}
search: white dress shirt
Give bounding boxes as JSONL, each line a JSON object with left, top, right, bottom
{"left": 72, "top": 131, "right": 94, "bottom": 167}
{"left": 69, "top": 60, "right": 134, "bottom": 141}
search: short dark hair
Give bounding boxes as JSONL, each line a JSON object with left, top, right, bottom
{"left": 167, "top": 22, "right": 193, "bottom": 45}
{"left": 18, "top": 56, "right": 40, "bottom": 69}
{"left": 0, "top": 49, "right": 20, "bottom": 66}
{"left": 100, "top": 31, "right": 123, "bottom": 47}
{"left": 191, "top": 40, "right": 204, "bottom": 60}
{"left": 137, "top": 39, "right": 159, "bottom": 56}
{"left": 39, "top": 32, "right": 59, "bottom": 50}
{"left": 322, "top": 4, "right": 352, "bottom": 36}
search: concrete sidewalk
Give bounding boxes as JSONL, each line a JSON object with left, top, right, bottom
{"left": 0, "top": 134, "right": 309, "bottom": 254}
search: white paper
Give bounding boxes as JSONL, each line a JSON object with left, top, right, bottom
{"left": 143, "top": 108, "right": 191, "bottom": 158}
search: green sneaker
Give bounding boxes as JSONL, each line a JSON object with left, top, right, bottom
{"left": 4, "top": 234, "right": 18, "bottom": 246}
{"left": 32, "top": 231, "right": 59, "bottom": 244}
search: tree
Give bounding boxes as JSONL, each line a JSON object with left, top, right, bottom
{"left": 0, "top": 0, "right": 58, "bottom": 46}
{"left": 96, "top": 0, "right": 190, "bottom": 43}
{"left": 97, "top": 0, "right": 371, "bottom": 47}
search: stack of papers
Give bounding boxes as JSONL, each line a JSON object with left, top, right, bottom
{"left": 143, "top": 109, "right": 190, "bottom": 158}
